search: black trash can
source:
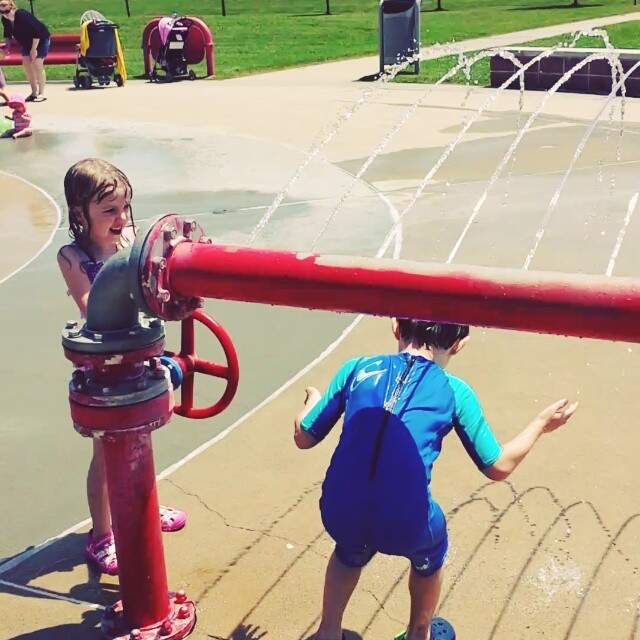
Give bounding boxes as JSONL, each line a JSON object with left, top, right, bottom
{"left": 379, "top": 0, "right": 421, "bottom": 75}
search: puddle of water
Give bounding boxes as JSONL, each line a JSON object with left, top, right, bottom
{"left": 0, "top": 123, "right": 396, "bottom": 258}
{"left": 338, "top": 122, "right": 640, "bottom": 188}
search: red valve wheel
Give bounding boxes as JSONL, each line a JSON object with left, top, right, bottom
{"left": 170, "top": 309, "right": 239, "bottom": 419}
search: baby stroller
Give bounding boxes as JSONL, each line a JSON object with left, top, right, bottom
{"left": 150, "top": 14, "right": 197, "bottom": 83}
{"left": 74, "top": 10, "right": 125, "bottom": 89}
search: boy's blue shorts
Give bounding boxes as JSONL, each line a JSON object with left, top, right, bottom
{"left": 325, "top": 499, "right": 449, "bottom": 577}
{"left": 21, "top": 37, "right": 50, "bottom": 58}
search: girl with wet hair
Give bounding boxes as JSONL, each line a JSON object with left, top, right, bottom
{"left": 57, "top": 158, "right": 187, "bottom": 576}
{"left": 60, "top": 158, "right": 135, "bottom": 278}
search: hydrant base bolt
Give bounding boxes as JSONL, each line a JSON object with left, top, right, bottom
{"left": 101, "top": 595, "right": 196, "bottom": 639}
{"left": 161, "top": 620, "right": 173, "bottom": 635}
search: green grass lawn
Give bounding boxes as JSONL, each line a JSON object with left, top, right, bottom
{"left": 403, "top": 20, "right": 640, "bottom": 90}
{"left": 1, "top": 0, "right": 639, "bottom": 82}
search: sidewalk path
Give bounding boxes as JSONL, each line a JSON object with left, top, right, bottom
{"left": 227, "top": 11, "right": 640, "bottom": 86}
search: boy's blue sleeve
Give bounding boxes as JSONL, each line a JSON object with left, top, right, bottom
{"left": 300, "top": 358, "right": 360, "bottom": 442}
{"left": 447, "top": 374, "right": 502, "bottom": 470}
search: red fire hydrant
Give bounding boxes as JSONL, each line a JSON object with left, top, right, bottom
{"left": 62, "top": 220, "right": 239, "bottom": 639}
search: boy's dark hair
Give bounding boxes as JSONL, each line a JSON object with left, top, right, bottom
{"left": 397, "top": 319, "right": 469, "bottom": 350}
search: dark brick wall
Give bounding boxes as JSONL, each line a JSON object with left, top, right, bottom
{"left": 489, "top": 48, "right": 640, "bottom": 98}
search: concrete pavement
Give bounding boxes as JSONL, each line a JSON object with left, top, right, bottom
{"left": 1, "top": 12, "right": 640, "bottom": 640}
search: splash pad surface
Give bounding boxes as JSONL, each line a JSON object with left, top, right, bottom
{"left": 1, "top": 32, "right": 640, "bottom": 639}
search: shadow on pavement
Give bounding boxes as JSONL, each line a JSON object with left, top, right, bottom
{"left": 1, "top": 532, "right": 120, "bottom": 608}
{"left": 2, "top": 606, "right": 103, "bottom": 639}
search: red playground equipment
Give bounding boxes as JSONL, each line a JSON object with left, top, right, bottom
{"left": 141, "top": 16, "right": 215, "bottom": 79}
{"left": 62, "top": 214, "right": 640, "bottom": 638}
{"left": 62, "top": 219, "right": 238, "bottom": 639}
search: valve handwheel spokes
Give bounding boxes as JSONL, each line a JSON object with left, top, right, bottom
{"left": 168, "top": 309, "right": 239, "bottom": 419}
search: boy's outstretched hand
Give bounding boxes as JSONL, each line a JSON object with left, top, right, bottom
{"left": 537, "top": 398, "right": 579, "bottom": 433}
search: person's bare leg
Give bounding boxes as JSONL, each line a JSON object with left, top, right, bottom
{"left": 21, "top": 57, "right": 37, "bottom": 96}
{"left": 314, "top": 551, "right": 362, "bottom": 640}
{"left": 402, "top": 567, "right": 444, "bottom": 640}
{"left": 88, "top": 439, "right": 111, "bottom": 537}
{"left": 12, "top": 128, "right": 32, "bottom": 138}
{"left": 33, "top": 58, "right": 46, "bottom": 97}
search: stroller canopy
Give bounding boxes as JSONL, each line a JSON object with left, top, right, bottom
{"left": 80, "top": 10, "right": 111, "bottom": 25}
{"left": 158, "top": 16, "right": 178, "bottom": 46}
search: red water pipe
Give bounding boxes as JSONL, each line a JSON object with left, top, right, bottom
{"left": 102, "top": 433, "right": 170, "bottom": 628}
{"left": 157, "top": 239, "right": 640, "bottom": 343}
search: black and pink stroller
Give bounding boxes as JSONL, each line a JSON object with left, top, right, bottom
{"left": 150, "top": 14, "right": 197, "bottom": 83}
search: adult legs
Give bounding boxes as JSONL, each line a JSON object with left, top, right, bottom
{"left": 20, "top": 57, "right": 37, "bottom": 97}
{"left": 403, "top": 567, "right": 444, "bottom": 640}
{"left": 314, "top": 550, "right": 363, "bottom": 640}
{"left": 87, "top": 438, "right": 111, "bottom": 537}
{"left": 33, "top": 58, "right": 46, "bottom": 97}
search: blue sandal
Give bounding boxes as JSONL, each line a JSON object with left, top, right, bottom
{"left": 394, "top": 617, "right": 455, "bottom": 640}
{"left": 431, "top": 618, "right": 455, "bottom": 639}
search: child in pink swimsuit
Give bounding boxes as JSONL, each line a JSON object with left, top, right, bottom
{"left": 2, "top": 93, "right": 33, "bottom": 139}
{"left": 57, "top": 158, "right": 188, "bottom": 576}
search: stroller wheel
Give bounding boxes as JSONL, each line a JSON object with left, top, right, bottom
{"left": 165, "top": 71, "right": 173, "bottom": 83}
{"left": 114, "top": 74, "right": 124, "bottom": 87}
{"left": 73, "top": 75, "right": 81, "bottom": 89}
{"left": 82, "top": 75, "right": 93, "bottom": 90}
{"left": 149, "top": 70, "right": 157, "bottom": 83}
{"left": 188, "top": 70, "right": 196, "bottom": 81}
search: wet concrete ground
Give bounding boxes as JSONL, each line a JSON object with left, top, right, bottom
{"left": 0, "top": 119, "right": 400, "bottom": 560}
{"left": 1, "top": 57, "right": 640, "bottom": 639}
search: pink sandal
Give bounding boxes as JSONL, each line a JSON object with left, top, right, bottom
{"left": 159, "top": 505, "right": 187, "bottom": 532}
{"left": 85, "top": 507, "right": 185, "bottom": 573}
{"left": 85, "top": 529, "right": 118, "bottom": 575}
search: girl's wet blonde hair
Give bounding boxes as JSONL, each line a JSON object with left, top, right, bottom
{"left": 63, "top": 158, "right": 134, "bottom": 261}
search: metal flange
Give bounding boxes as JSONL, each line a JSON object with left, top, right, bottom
{"left": 101, "top": 591, "right": 196, "bottom": 640}
{"left": 62, "top": 314, "right": 165, "bottom": 354}
{"left": 129, "top": 215, "right": 206, "bottom": 321}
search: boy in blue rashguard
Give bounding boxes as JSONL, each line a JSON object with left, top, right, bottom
{"left": 294, "top": 319, "right": 577, "bottom": 640}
